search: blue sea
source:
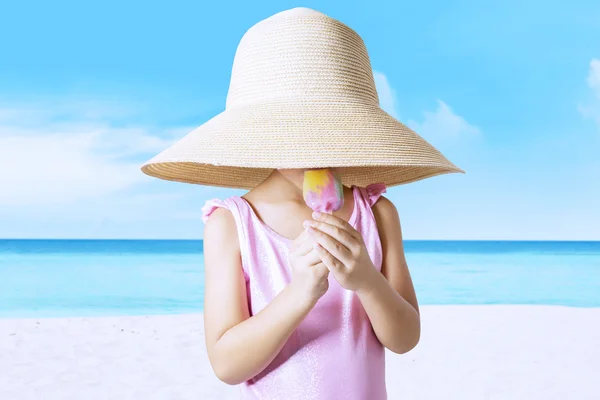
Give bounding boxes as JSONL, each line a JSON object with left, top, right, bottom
{"left": 1, "top": 240, "right": 599, "bottom": 318}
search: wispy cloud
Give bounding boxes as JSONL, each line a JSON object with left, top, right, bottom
{"left": 0, "top": 103, "right": 190, "bottom": 207}
{"left": 587, "top": 59, "right": 600, "bottom": 96}
{"left": 372, "top": 71, "right": 478, "bottom": 141}
{"left": 579, "top": 58, "right": 600, "bottom": 129}
{"left": 373, "top": 70, "right": 400, "bottom": 119}
{"left": 407, "top": 100, "right": 480, "bottom": 140}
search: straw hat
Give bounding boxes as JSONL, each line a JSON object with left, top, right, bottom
{"left": 141, "top": 7, "right": 463, "bottom": 189}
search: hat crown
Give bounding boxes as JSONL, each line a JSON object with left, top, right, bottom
{"left": 225, "top": 8, "right": 380, "bottom": 110}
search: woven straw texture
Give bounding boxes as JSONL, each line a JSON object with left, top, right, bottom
{"left": 141, "top": 7, "right": 463, "bottom": 189}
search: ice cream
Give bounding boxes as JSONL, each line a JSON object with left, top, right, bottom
{"left": 303, "top": 169, "right": 344, "bottom": 214}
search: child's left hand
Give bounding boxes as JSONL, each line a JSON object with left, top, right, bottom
{"left": 304, "top": 211, "right": 377, "bottom": 293}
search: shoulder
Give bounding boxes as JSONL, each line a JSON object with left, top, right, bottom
{"left": 372, "top": 195, "right": 399, "bottom": 221}
{"left": 204, "top": 206, "right": 236, "bottom": 230}
{"left": 371, "top": 194, "right": 403, "bottom": 245}
{"left": 203, "top": 206, "right": 240, "bottom": 252}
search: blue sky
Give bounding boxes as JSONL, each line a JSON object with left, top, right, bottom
{"left": 1, "top": 0, "right": 599, "bottom": 240}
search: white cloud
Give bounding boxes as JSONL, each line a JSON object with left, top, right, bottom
{"left": 0, "top": 105, "right": 190, "bottom": 207}
{"left": 587, "top": 59, "right": 600, "bottom": 97}
{"left": 373, "top": 70, "right": 400, "bottom": 119}
{"left": 579, "top": 58, "right": 600, "bottom": 129}
{"left": 372, "top": 71, "right": 478, "bottom": 141}
{"left": 407, "top": 100, "right": 480, "bottom": 140}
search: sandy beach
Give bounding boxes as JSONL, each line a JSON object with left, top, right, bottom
{"left": 1, "top": 305, "right": 598, "bottom": 400}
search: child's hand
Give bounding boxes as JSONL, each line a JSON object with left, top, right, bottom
{"left": 304, "top": 212, "right": 377, "bottom": 293}
{"left": 287, "top": 229, "right": 330, "bottom": 307}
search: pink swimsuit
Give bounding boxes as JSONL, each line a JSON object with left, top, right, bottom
{"left": 202, "top": 183, "right": 388, "bottom": 400}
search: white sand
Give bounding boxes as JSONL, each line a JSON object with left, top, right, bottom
{"left": 1, "top": 306, "right": 599, "bottom": 400}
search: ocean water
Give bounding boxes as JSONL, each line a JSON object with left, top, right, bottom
{"left": 0, "top": 240, "right": 599, "bottom": 318}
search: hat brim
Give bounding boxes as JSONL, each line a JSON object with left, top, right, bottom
{"left": 141, "top": 100, "right": 464, "bottom": 189}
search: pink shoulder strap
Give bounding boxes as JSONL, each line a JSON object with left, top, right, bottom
{"left": 201, "top": 198, "right": 229, "bottom": 223}
{"left": 365, "top": 183, "right": 387, "bottom": 207}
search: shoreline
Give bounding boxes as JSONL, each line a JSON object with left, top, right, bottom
{"left": 2, "top": 305, "right": 599, "bottom": 399}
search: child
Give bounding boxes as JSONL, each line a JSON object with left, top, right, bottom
{"left": 142, "top": 7, "right": 462, "bottom": 400}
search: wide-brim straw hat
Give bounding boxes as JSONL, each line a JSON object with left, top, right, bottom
{"left": 141, "top": 7, "right": 464, "bottom": 189}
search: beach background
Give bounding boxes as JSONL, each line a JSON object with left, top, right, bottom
{"left": 1, "top": 240, "right": 599, "bottom": 399}
{"left": 2, "top": 0, "right": 600, "bottom": 398}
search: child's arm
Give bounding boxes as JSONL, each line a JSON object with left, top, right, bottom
{"left": 203, "top": 208, "right": 322, "bottom": 385}
{"left": 306, "top": 198, "right": 420, "bottom": 354}
{"left": 355, "top": 197, "right": 421, "bottom": 354}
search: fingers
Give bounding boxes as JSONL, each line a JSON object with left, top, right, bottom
{"left": 296, "top": 228, "right": 311, "bottom": 242}
{"left": 288, "top": 231, "right": 306, "bottom": 251}
{"left": 289, "top": 229, "right": 313, "bottom": 256}
{"left": 301, "top": 248, "right": 322, "bottom": 267}
{"left": 312, "top": 262, "right": 330, "bottom": 279}
{"left": 306, "top": 226, "right": 353, "bottom": 265}
{"left": 305, "top": 219, "right": 360, "bottom": 250}
{"left": 313, "top": 243, "right": 345, "bottom": 273}
{"left": 311, "top": 212, "right": 360, "bottom": 240}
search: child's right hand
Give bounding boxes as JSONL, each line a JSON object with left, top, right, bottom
{"left": 287, "top": 229, "right": 330, "bottom": 307}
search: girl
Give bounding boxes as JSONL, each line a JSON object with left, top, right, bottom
{"left": 202, "top": 170, "right": 419, "bottom": 399}
{"left": 142, "top": 7, "right": 462, "bottom": 400}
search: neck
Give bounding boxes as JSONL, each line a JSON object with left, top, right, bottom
{"left": 260, "top": 169, "right": 305, "bottom": 203}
